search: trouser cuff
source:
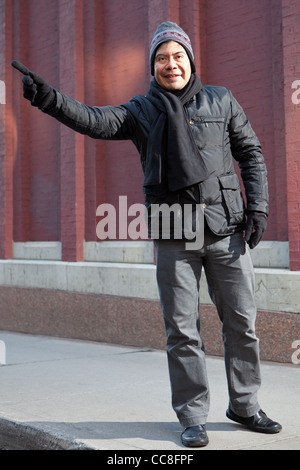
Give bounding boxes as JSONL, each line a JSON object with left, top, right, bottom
{"left": 229, "top": 402, "right": 260, "bottom": 418}
{"left": 179, "top": 415, "right": 207, "bottom": 428}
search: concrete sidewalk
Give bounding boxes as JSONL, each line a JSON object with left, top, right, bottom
{"left": 0, "top": 330, "right": 299, "bottom": 450}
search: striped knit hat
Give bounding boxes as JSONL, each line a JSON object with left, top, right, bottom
{"left": 150, "top": 21, "right": 195, "bottom": 75}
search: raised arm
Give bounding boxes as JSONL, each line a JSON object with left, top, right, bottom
{"left": 11, "top": 60, "right": 137, "bottom": 141}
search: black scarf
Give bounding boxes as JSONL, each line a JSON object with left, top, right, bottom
{"left": 143, "top": 73, "right": 210, "bottom": 194}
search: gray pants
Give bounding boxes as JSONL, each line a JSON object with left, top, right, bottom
{"left": 154, "top": 229, "right": 261, "bottom": 428}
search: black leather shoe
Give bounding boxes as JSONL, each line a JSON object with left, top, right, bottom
{"left": 181, "top": 425, "right": 209, "bottom": 447}
{"left": 226, "top": 408, "right": 282, "bottom": 434}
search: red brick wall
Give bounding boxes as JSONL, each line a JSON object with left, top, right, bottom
{"left": 206, "top": 0, "right": 280, "bottom": 241}
{"left": 1, "top": 0, "right": 300, "bottom": 268}
{"left": 28, "top": 0, "right": 61, "bottom": 243}
{"left": 282, "top": 0, "right": 300, "bottom": 270}
{"left": 0, "top": 0, "right": 14, "bottom": 259}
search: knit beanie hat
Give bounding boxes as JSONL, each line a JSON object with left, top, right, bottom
{"left": 150, "top": 21, "right": 195, "bottom": 75}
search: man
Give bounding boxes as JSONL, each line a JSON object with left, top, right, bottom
{"left": 12, "top": 21, "right": 282, "bottom": 447}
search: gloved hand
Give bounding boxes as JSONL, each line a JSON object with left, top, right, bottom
{"left": 245, "top": 211, "right": 267, "bottom": 249}
{"left": 11, "top": 60, "right": 55, "bottom": 110}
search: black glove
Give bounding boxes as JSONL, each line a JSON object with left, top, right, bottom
{"left": 11, "top": 60, "right": 55, "bottom": 110}
{"left": 245, "top": 211, "right": 267, "bottom": 249}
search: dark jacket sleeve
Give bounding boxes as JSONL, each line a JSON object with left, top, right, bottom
{"left": 45, "top": 90, "right": 137, "bottom": 141}
{"left": 228, "top": 92, "right": 269, "bottom": 215}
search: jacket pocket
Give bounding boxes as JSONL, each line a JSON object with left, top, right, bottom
{"left": 200, "top": 117, "right": 225, "bottom": 124}
{"left": 219, "top": 174, "right": 245, "bottom": 225}
{"left": 189, "top": 116, "right": 225, "bottom": 151}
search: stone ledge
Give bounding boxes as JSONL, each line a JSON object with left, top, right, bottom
{"left": 248, "top": 241, "right": 289, "bottom": 268}
{"left": 13, "top": 242, "right": 62, "bottom": 261}
{"left": 0, "top": 259, "right": 158, "bottom": 300}
{"left": 12, "top": 241, "right": 155, "bottom": 264}
{"left": 12, "top": 240, "right": 289, "bottom": 268}
{"left": 84, "top": 241, "right": 154, "bottom": 264}
{"left": 0, "top": 259, "right": 299, "bottom": 314}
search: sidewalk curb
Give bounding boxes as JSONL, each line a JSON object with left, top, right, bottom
{"left": 0, "top": 417, "right": 92, "bottom": 450}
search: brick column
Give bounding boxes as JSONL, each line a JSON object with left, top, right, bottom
{"left": 12, "top": 0, "right": 31, "bottom": 242}
{"left": 83, "top": 0, "right": 106, "bottom": 241}
{"left": 179, "top": 0, "right": 207, "bottom": 83}
{"left": 0, "top": 0, "right": 13, "bottom": 259}
{"left": 146, "top": 0, "right": 180, "bottom": 77}
{"left": 282, "top": 0, "right": 300, "bottom": 270}
{"left": 59, "top": 0, "right": 85, "bottom": 261}
{"left": 270, "top": 0, "right": 288, "bottom": 242}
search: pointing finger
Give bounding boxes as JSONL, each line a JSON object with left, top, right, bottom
{"left": 11, "top": 60, "right": 31, "bottom": 76}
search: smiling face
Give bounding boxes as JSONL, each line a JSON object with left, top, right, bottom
{"left": 154, "top": 41, "right": 192, "bottom": 92}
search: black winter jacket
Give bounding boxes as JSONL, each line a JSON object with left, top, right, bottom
{"left": 46, "top": 83, "right": 269, "bottom": 237}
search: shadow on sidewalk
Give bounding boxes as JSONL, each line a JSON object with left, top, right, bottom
{"left": 23, "top": 419, "right": 237, "bottom": 448}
